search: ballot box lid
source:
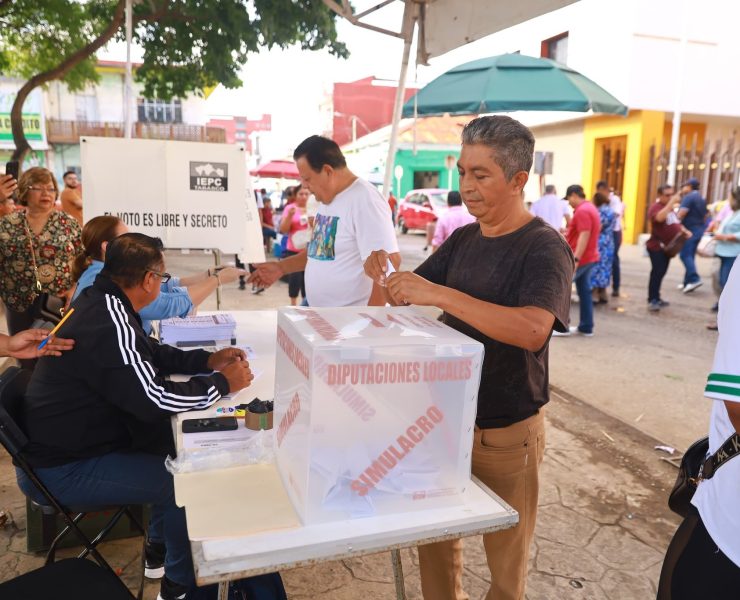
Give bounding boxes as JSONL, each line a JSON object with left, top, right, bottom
{"left": 277, "top": 306, "right": 481, "bottom": 348}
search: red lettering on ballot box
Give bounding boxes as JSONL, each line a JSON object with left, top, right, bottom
{"left": 276, "top": 392, "right": 301, "bottom": 447}
{"left": 325, "top": 358, "right": 472, "bottom": 386}
{"left": 303, "top": 310, "right": 341, "bottom": 341}
{"left": 350, "top": 405, "right": 445, "bottom": 496}
{"left": 277, "top": 326, "right": 310, "bottom": 379}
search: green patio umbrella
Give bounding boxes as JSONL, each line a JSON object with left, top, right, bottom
{"left": 402, "top": 53, "right": 628, "bottom": 117}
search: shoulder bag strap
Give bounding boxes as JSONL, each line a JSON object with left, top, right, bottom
{"left": 22, "top": 215, "right": 43, "bottom": 293}
{"left": 702, "top": 433, "right": 740, "bottom": 480}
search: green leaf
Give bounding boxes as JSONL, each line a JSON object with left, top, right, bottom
{"left": 1, "top": 0, "right": 348, "bottom": 156}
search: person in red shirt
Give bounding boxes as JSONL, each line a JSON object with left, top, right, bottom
{"left": 558, "top": 184, "right": 600, "bottom": 336}
{"left": 388, "top": 192, "right": 397, "bottom": 225}
{"left": 645, "top": 185, "right": 691, "bottom": 311}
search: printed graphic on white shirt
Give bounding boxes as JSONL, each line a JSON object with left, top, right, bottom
{"left": 308, "top": 215, "right": 339, "bottom": 261}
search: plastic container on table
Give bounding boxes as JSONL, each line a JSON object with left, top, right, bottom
{"left": 273, "top": 306, "right": 483, "bottom": 525}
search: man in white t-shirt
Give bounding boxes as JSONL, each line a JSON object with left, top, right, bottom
{"left": 249, "top": 135, "right": 400, "bottom": 306}
{"left": 657, "top": 260, "right": 740, "bottom": 596}
{"left": 529, "top": 185, "right": 570, "bottom": 232}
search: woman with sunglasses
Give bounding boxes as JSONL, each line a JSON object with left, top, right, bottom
{"left": 70, "top": 215, "right": 244, "bottom": 333}
{"left": 0, "top": 167, "right": 82, "bottom": 360}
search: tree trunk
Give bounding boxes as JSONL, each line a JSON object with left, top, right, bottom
{"left": 10, "top": 0, "right": 128, "bottom": 164}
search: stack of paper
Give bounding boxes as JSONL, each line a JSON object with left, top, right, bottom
{"left": 160, "top": 314, "right": 237, "bottom": 346}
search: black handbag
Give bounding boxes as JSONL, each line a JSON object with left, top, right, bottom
{"left": 668, "top": 433, "right": 740, "bottom": 518}
{"left": 28, "top": 292, "right": 65, "bottom": 326}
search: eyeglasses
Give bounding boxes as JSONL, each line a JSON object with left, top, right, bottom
{"left": 147, "top": 270, "right": 172, "bottom": 283}
{"left": 27, "top": 186, "right": 57, "bottom": 194}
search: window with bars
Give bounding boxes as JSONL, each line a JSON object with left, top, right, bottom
{"left": 137, "top": 98, "right": 183, "bottom": 123}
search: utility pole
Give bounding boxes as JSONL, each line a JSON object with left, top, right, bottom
{"left": 124, "top": 0, "right": 133, "bottom": 139}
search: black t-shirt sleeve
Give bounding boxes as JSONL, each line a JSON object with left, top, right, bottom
{"left": 414, "top": 224, "right": 466, "bottom": 283}
{"left": 518, "top": 229, "right": 574, "bottom": 333}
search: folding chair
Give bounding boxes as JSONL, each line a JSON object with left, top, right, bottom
{"left": 0, "top": 557, "right": 134, "bottom": 600}
{"left": 0, "top": 366, "right": 145, "bottom": 599}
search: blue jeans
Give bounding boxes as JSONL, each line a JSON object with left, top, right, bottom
{"left": 648, "top": 249, "right": 671, "bottom": 303}
{"left": 574, "top": 263, "right": 596, "bottom": 334}
{"left": 17, "top": 453, "right": 195, "bottom": 588}
{"left": 679, "top": 226, "right": 705, "bottom": 285}
{"left": 719, "top": 255, "right": 737, "bottom": 291}
{"left": 612, "top": 230, "right": 622, "bottom": 291}
{"left": 17, "top": 454, "right": 287, "bottom": 598}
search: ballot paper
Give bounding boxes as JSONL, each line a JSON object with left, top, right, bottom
{"left": 380, "top": 258, "right": 396, "bottom": 287}
{"left": 160, "top": 313, "right": 237, "bottom": 345}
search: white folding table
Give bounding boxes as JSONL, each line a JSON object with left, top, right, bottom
{"left": 171, "top": 311, "right": 518, "bottom": 599}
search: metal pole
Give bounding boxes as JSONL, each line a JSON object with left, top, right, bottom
{"left": 213, "top": 250, "right": 222, "bottom": 310}
{"left": 667, "top": 0, "right": 689, "bottom": 186}
{"left": 124, "top": 0, "right": 133, "bottom": 139}
{"left": 382, "top": 2, "right": 416, "bottom": 198}
{"left": 390, "top": 549, "right": 408, "bottom": 600}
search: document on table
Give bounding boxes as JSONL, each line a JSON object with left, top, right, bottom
{"left": 183, "top": 421, "right": 260, "bottom": 450}
{"left": 174, "top": 463, "right": 301, "bottom": 540}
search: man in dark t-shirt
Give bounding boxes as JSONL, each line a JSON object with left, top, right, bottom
{"left": 677, "top": 177, "right": 708, "bottom": 292}
{"left": 364, "top": 116, "right": 574, "bottom": 600}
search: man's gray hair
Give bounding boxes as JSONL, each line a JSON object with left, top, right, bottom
{"left": 461, "top": 116, "right": 535, "bottom": 181}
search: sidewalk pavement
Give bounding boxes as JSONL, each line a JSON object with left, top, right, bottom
{"left": 0, "top": 240, "right": 699, "bottom": 598}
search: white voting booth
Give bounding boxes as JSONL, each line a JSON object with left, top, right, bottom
{"left": 80, "top": 137, "right": 265, "bottom": 263}
{"left": 274, "top": 306, "right": 484, "bottom": 524}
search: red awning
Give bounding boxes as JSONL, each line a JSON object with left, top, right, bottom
{"left": 250, "top": 160, "right": 300, "bottom": 179}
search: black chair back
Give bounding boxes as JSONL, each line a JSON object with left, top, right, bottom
{"left": 0, "top": 366, "right": 32, "bottom": 456}
{"left": 0, "top": 367, "right": 141, "bottom": 598}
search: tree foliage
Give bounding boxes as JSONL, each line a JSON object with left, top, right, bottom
{"left": 0, "top": 0, "right": 349, "bottom": 160}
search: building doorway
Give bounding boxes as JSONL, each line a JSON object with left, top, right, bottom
{"left": 413, "top": 170, "right": 440, "bottom": 189}
{"left": 595, "top": 135, "right": 627, "bottom": 196}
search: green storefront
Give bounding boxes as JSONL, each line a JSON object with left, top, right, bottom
{"left": 392, "top": 145, "right": 460, "bottom": 198}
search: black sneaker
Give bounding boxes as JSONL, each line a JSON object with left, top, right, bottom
{"left": 144, "top": 539, "right": 166, "bottom": 579}
{"left": 157, "top": 575, "right": 189, "bottom": 600}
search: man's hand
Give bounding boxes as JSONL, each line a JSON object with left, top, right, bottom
{"left": 364, "top": 250, "right": 392, "bottom": 286}
{"left": 207, "top": 347, "right": 246, "bottom": 371}
{"left": 386, "top": 272, "right": 440, "bottom": 307}
{"left": 3, "top": 330, "right": 74, "bottom": 359}
{"left": 214, "top": 266, "right": 246, "bottom": 285}
{"left": 247, "top": 262, "right": 284, "bottom": 288}
{"left": 0, "top": 174, "right": 17, "bottom": 202}
{"left": 220, "top": 360, "right": 254, "bottom": 393}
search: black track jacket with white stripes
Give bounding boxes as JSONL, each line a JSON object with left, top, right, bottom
{"left": 22, "top": 274, "right": 230, "bottom": 468}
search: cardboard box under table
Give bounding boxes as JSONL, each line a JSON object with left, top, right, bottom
{"left": 274, "top": 306, "right": 484, "bottom": 524}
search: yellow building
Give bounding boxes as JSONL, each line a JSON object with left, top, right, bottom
{"left": 527, "top": 111, "right": 738, "bottom": 244}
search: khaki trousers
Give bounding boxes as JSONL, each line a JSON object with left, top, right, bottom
{"left": 418, "top": 410, "right": 546, "bottom": 600}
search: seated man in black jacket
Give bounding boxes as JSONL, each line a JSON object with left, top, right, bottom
{"left": 17, "top": 233, "right": 260, "bottom": 600}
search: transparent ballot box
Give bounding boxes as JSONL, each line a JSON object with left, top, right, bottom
{"left": 273, "top": 306, "right": 483, "bottom": 524}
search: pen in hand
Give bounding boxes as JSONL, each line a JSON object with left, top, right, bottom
{"left": 37, "top": 308, "right": 75, "bottom": 350}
